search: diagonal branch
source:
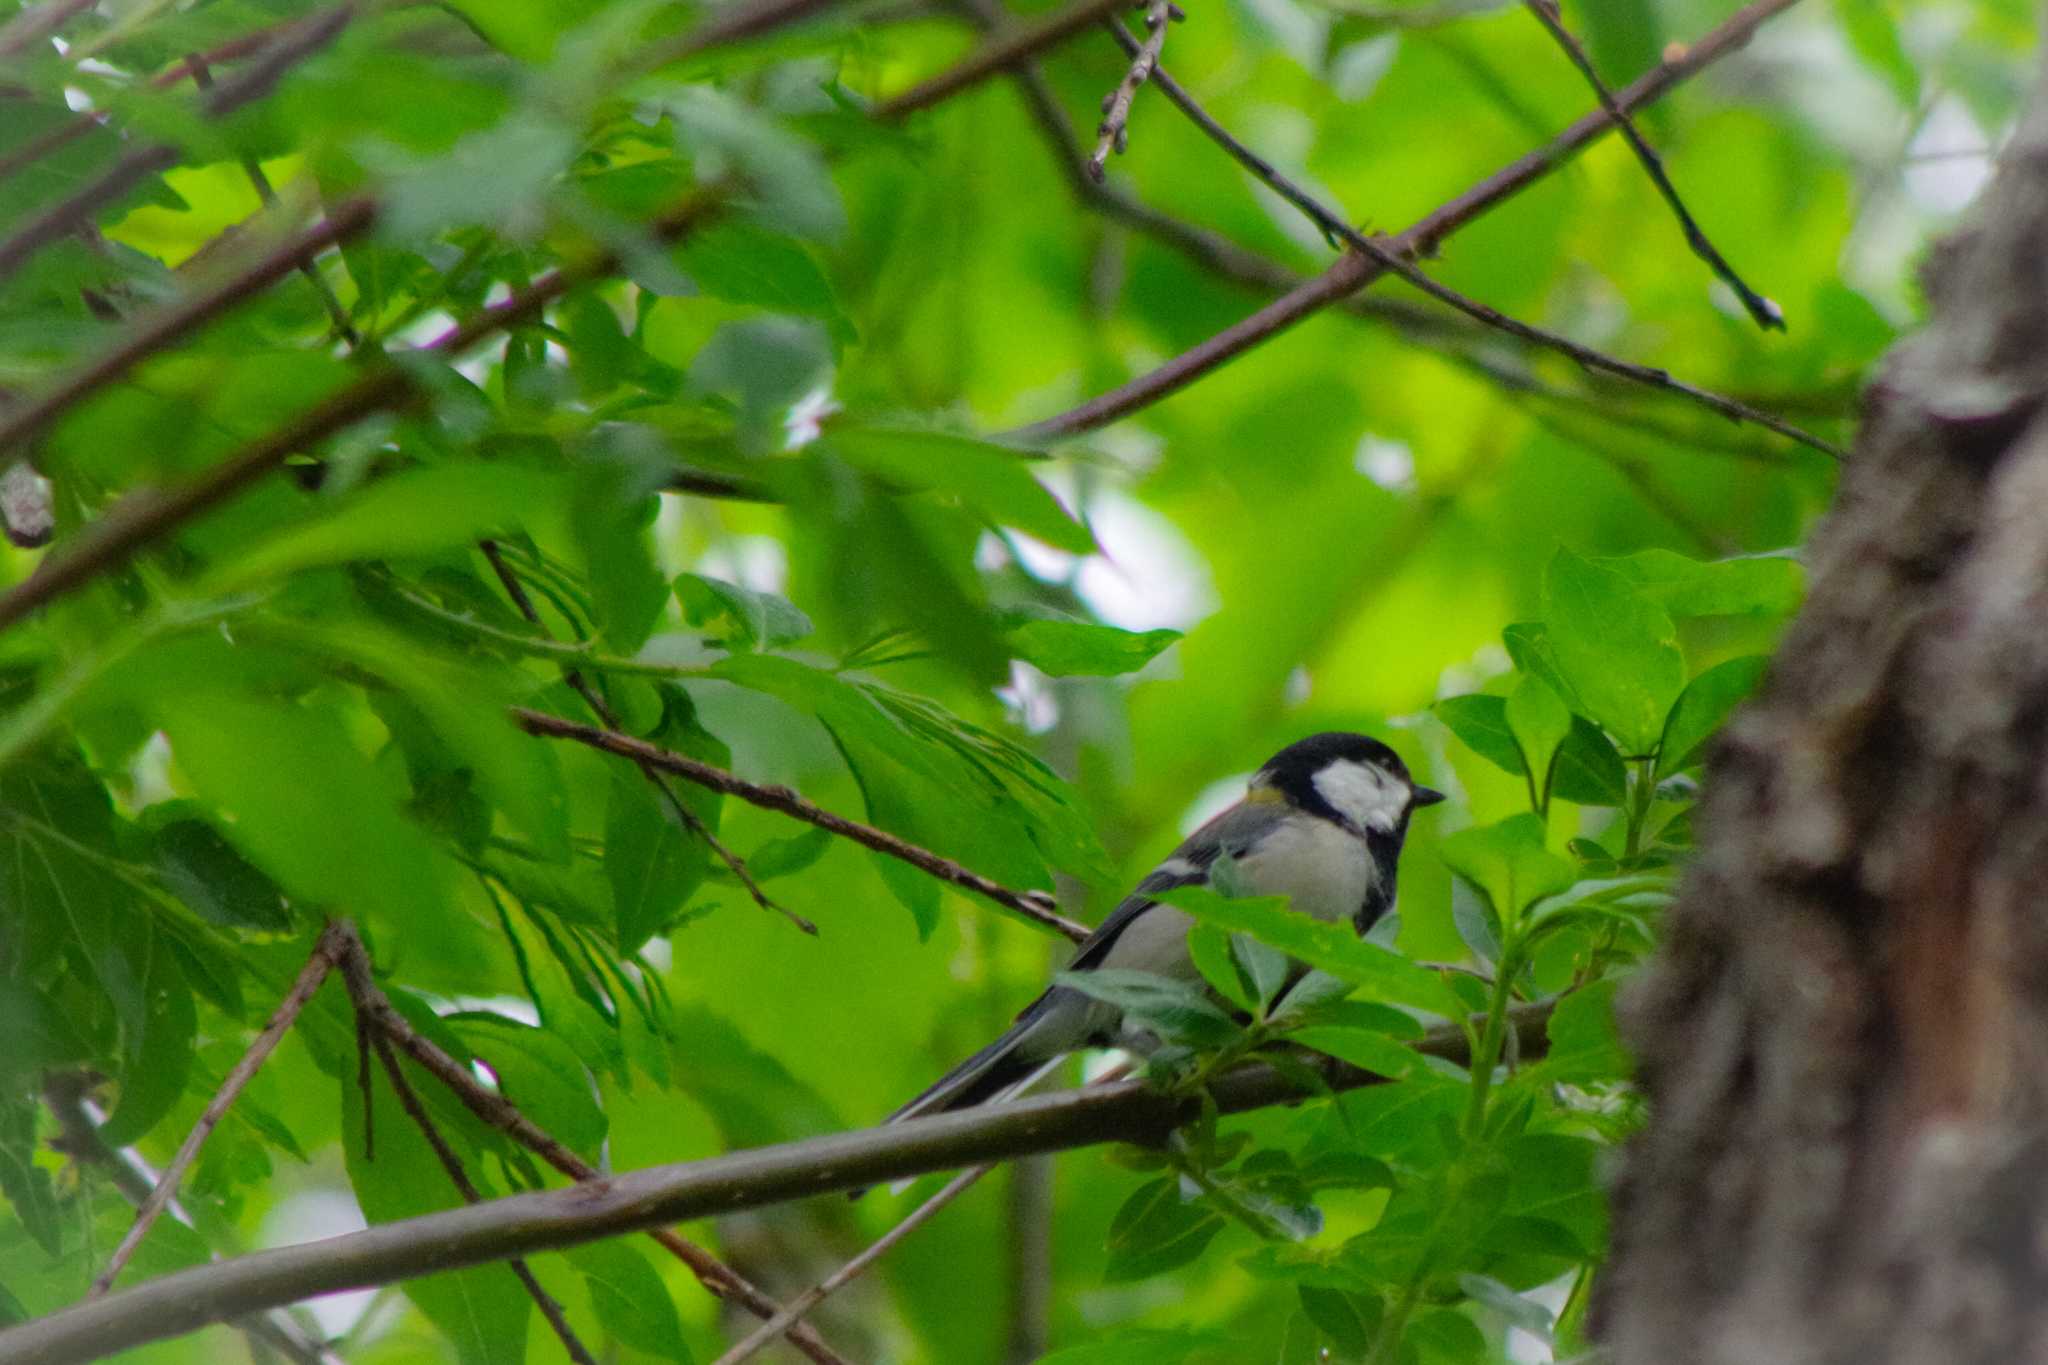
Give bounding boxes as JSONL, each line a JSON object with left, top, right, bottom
{"left": 326, "top": 920, "right": 855, "bottom": 1365}
{"left": 1097, "top": 16, "right": 1838, "bottom": 457}
{"left": 87, "top": 923, "right": 344, "bottom": 1299}
{"left": 510, "top": 707, "right": 1091, "bottom": 942}
{"left": 710, "top": 1165, "right": 991, "bottom": 1365}
{"left": 0, "top": 1003, "right": 1554, "bottom": 1364}
{"left": 1006, "top": 0, "right": 1812, "bottom": 441}
{"left": 1522, "top": 0, "right": 1781, "bottom": 330}
{"left": 363, "top": 1032, "right": 597, "bottom": 1365}
{"left": 478, "top": 542, "right": 818, "bottom": 935}
{"left": 874, "top": 0, "right": 1138, "bottom": 117}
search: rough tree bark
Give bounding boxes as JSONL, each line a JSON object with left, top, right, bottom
{"left": 1599, "top": 32, "right": 2048, "bottom": 1365}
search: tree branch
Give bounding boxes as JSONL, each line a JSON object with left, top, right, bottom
{"left": 326, "top": 921, "right": 855, "bottom": 1365}
{"left": 88, "top": 923, "right": 343, "bottom": 1299}
{"left": 364, "top": 1032, "right": 597, "bottom": 1365}
{"left": 0, "top": 5, "right": 357, "bottom": 285}
{"left": 1088, "top": 0, "right": 1177, "bottom": 180}
{"left": 0, "top": 1003, "right": 1553, "bottom": 1364}
{"left": 1097, "top": 15, "right": 1839, "bottom": 457}
{"left": 709, "top": 1165, "right": 991, "bottom": 1365}
{"left": 873, "top": 0, "right": 1141, "bottom": 118}
{"left": 1005, "top": 0, "right": 1812, "bottom": 441}
{"left": 510, "top": 707, "right": 1091, "bottom": 943}
{"left": 1521, "top": 0, "right": 1781, "bottom": 330}
{"left": 477, "top": 542, "right": 818, "bottom": 935}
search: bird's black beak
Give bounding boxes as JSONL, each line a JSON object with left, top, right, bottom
{"left": 1412, "top": 785, "right": 1447, "bottom": 808}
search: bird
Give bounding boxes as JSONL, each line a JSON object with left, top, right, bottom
{"left": 883, "top": 732, "right": 1445, "bottom": 1125}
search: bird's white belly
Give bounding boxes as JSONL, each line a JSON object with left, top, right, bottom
{"left": 1232, "top": 818, "right": 1376, "bottom": 924}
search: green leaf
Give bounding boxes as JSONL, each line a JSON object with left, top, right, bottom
{"left": 1298, "top": 1284, "right": 1380, "bottom": 1354}
{"left": 0, "top": 1098, "right": 60, "bottom": 1256}
{"left": 1188, "top": 922, "right": 1256, "bottom": 1013}
{"left": 1839, "top": 0, "right": 1920, "bottom": 107}
{"left": 1506, "top": 675, "right": 1571, "bottom": 802}
{"left": 1103, "top": 1177, "right": 1227, "bottom": 1282}
{"left": 1552, "top": 717, "right": 1629, "bottom": 806}
{"left": 1160, "top": 885, "right": 1465, "bottom": 1018}
{"left": 1053, "top": 969, "right": 1241, "bottom": 1048}
{"left": 1435, "top": 694, "right": 1523, "bottom": 776}
{"left": 1658, "top": 655, "right": 1768, "bottom": 777}
{"left": 97, "top": 929, "right": 197, "bottom": 1147}
{"left": 147, "top": 811, "right": 292, "bottom": 933}
{"left": 1500, "top": 621, "right": 1590, "bottom": 719}
{"left": 1290, "top": 1026, "right": 1417, "bottom": 1080}
{"left": 157, "top": 691, "right": 452, "bottom": 930}
{"left": 742, "top": 826, "right": 832, "bottom": 882}
{"left": 673, "top": 573, "right": 813, "bottom": 650}
{"left": 1002, "top": 613, "right": 1180, "bottom": 677}
{"left": 825, "top": 428, "right": 1093, "bottom": 554}
{"left": 1602, "top": 549, "right": 1804, "bottom": 618}
{"left": 677, "top": 222, "right": 855, "bottom": 345}
{"left": 1409, "top": 1307, "right": 1487, "bottom": 1364}
{"left": 1233, "top": 931, "right": 1293, "bottom": 1011}
{"left": 567, "top": 1239, "right": 693, "bottom": 1361}
{"left": 666, "top": 89, "right": 844, "bottom": 241}
{"left": 205, "top": 463, "right": 567, "bottom": 593}
{"left": 1437, "top": 815, "right": 1575, "bottom": 919}
{"left": 343, "top": 1046, "right": 530, "bottom": 1365}
{"left": 1541, "top": 548, "right": 1686, "bottom": 753}
{"left": 1033, "top": 1327, "right": 1224, "bottom": 1364}
{"left": 448, "top": 1013, "right": 607, "bottom": 1158}
{"left": 605, "top": 769, "right": 709, "bottom": 954}
{"left": 1523, "top": 980, "right": 1630, "bottom": 1084}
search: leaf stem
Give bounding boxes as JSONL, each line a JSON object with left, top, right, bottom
{"left": 1461, "top": 948, "right": 1520, "bottom": 1139}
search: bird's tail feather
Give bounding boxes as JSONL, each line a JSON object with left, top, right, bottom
{"left": 885, "top": 1013, "right": 1053, "bottom": 1125}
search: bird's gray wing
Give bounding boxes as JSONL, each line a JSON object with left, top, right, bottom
{"left": 1067, "top": 800, "right": 1284, "bottom": 972}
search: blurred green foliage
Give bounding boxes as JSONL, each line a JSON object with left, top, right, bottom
{"left": 0, "top": 0, "right": 2025, "bottom": 1360}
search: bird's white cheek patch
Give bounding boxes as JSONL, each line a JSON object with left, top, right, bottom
{"left": 1313, "top": 760, "right": 1407, "bottom": 833}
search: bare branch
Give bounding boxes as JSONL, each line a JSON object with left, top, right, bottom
{"left": 88, "top": 925, "right": 343, "bottom": 1298}
{"left": 326, "top": 922, "right": 854, "bottom": 1365}
{"left": 1088, "top": 0, "right": 1176, "bottom": 181}
{"left": 1096, "top": 16, "right": 1836, "bottom": 456}
{"left": 1005, "top": 0, "right": 1813, "bottom": 440}
{"left": 364, "top": 1032, "right": 597, "bottom": 1365}
{"left": 510, "top": 707, "right": 1091, "bottom": 943}
{"left": 710, "top": 1166, "right": 991, "bottom": 1365}
{"left": 0, "top": 1003, "right": 1553, "bottom": 1364}
{"left": 1522, "top": 0, "right": 1781, "bottom": 330}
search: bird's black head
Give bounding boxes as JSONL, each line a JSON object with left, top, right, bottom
{"left": 1250, "top": 732, "right": 1446, "bottom": 839}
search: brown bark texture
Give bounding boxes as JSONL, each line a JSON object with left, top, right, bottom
{"left": 1598, "top": 42, "right": 2048, "bottom": 1365}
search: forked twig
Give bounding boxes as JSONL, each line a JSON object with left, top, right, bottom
{"left": 1522, "top": 0, "right": 1782, "bottom": 329}
{"left": 1088, "top": 0, "right": 1178, "bottom": 180}
{"left": 364, "top": 1033, "right": 597, "bottom": 1365}
{"left": 88, "top": 924, "right": 344, "bottom": 1298}
{"left": 326, "top": 920, "right": 854, "bottom": 1365}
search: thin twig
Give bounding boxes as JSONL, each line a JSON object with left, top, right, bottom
{"left": 0, "top": 1002, "right": 1556, "bottom": 1364}
{"left": 364, "top": 1033, "right": 597, "bottom": 1365}
{"left": 1522, "top": 0, "right": 1782, "bottom": 330}
{"left": 42, "top": 1077, "right": 346, "bottom": 1365}
{"left": 477, "top": 541, "right": 816, "bottom": 935}
{"left": 88, "top": 924, "right": 344, "bottom": 1298}
{"left": 0, "top": 0, "right": 94, "bottom": 57}
{"left": 710, "top": 1166, "right": 991, "bottom": 1365}
{"left": 0, "top": 5, "right": 357, "bottom": 285}
{"left": 1092, "top": 6, "right": 1836, "bottom": 456}
{"left": 1088, "top": 0, "right": 1176, "bottom": 181}
{"left": 1006, "top": 0, "right": 1813, "bottom": 441}
{"left": 325, "top": 922, "right": 854, "bottom": 1365}
{"left": 510, "top": 708, "right": 1090, "bottom": 942}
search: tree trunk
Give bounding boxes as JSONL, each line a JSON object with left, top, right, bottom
{"left": 1598, "top": 37, "right": 2048, "bottom": 1365}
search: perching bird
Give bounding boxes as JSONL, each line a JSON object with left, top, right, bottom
{"left": 884, "top": 732, "right": 1444, "bottom": 1124}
